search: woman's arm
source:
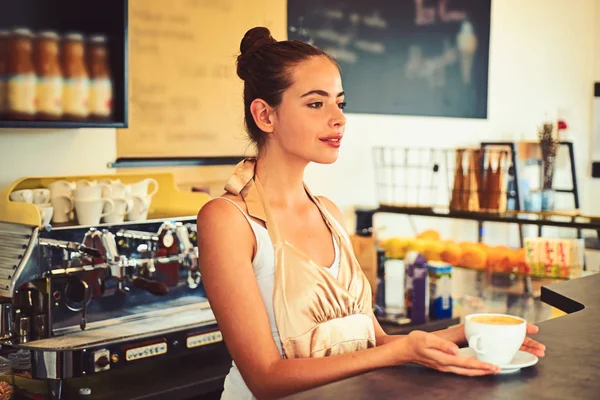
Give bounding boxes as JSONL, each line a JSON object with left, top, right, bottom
{"left": 376, "top": 323, "right": 466, "bottom": 346}
{"left": 198, "top": 200, "right": 498, "bottom": 400}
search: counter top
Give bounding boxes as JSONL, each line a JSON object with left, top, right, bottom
{"left": 284, "top": 273, "right": 600, "bottom": 400}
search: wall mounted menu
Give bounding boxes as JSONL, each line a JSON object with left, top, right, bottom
{"left": 117, "top": 0, "right": 286, "bottom": 158}
{"left": 288, "top": 0, "right": 491, "bottom": 119}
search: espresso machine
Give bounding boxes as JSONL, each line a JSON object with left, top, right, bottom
{"left": 0, "top": 216, "right": 224, "bottom": 399}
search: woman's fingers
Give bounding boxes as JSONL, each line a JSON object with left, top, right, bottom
{"left": 526, "top": 323, "right": 539, "bottom": 335}
{"left": 520, "top": 337, "right": 546, "bottom": 357}
{"left": 521, "top": 324, "right": 546, "bottom": 357}
{"left": 442, "top": 365, "right": 499, "bottom": 377}
{"left": 523, "top": 337, "right": 545, "bottom": 350}
{"left": 520, "top": 345, "right": 545, "bottom": 357}
{"left": 421, "top": 333, "right": 459, "bottom": 355}
{"left": 424, "top": 348, "right": 500, "bottom": 373}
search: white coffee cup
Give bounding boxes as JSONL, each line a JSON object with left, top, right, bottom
{"left": 99, "top": 178, "right": 122, "bottom": 185}
{"left": 32, "top": 189, "right": 51, "bottom": 205}
{"left": 465, "top": 313, "right": 526, "bottom": 366}
{"left": 9, "top": 189, "right": 33, "bottom": 203}
{"left": 127, "top": 195, "right": 151, "bottom": 221}
{"left": 36, "top": 203, "right": 54, "bottom": 226}
{"left": 73, "top": 184, "right": 112, "bottom": 200}
{"left": 102, "top": 198, "right": 131, "bottom": 224}
{"left": 131, "top": 178, "right": 159, "bottom": 197}
{"left": 50, "top": 195, "right": 75, "bottom": 223}
{"left": 102, "top": 182, "right": 129, "bottom": 199}
{"left": 48, "top": 180, "right": 75, "bottom": 198}
{"left": 75, "top": 179, "right": 97, "bottom": 188}
{"left": 75, "top": 198, "right": 114, "bottom": 226}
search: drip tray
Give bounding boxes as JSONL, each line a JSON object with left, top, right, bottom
{"left": 20, "top": 302, "right": 215, "bottom": 351}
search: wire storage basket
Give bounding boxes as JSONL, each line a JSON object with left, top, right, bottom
{"left": 373, "top": 146, "right": 514, "bottom": 212}
{"left": 372, "top": 147, "right": 448, "bottom": 209}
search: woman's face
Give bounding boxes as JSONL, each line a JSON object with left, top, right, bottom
{"left": 269, "top": 56, "right": 347, "bottom": 164}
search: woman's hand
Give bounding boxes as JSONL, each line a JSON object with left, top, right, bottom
{"left": 400, "top": 330, "right": 500, "bottom": 376}
{"left": 520, "top": 323, "right": 546, "bottom": 358}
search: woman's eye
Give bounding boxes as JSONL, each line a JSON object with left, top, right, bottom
{"left": 308, "top": 102, "right": 323, "bottom": 109}
{"left": 338, "top": 102, "right": 347, "bottom": 110}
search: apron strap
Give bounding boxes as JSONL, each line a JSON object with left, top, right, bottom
{"left": 224, "top": 158, "right": 269, "bottom": 226}
{"left": 253, "top": 176, "right": 283, "bottom": 245}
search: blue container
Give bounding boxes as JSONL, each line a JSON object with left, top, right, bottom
{"left": 427, "top": 261, "right": 453, "bottom": 320}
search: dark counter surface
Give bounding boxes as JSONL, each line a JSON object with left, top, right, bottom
{"left": 284, "top": 273, "right": 600, "bottom": 400}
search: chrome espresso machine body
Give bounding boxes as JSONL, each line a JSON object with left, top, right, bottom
{"left": 0, "top": 217, "right": 222, "bottom": 399}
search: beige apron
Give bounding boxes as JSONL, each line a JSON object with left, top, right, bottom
{"left": 225, "top": 158, "right": 376, "bottom": 359}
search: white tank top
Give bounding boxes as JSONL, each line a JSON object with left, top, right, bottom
{"left": 213, "top": 197, "right": 341, "bottom": 400}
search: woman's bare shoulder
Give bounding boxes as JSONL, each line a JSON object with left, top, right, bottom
{"left": 196, "top": 194, "right": 251, "bottom": 239}
{"left": 197, "top": 193, "right": 245, "bottom": 221}
{"left": 316, "top": 196, "right": 346, "bottom": 228}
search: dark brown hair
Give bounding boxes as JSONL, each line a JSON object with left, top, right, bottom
{"left": 236, "top": 27, "right": 337, "bottom": 149}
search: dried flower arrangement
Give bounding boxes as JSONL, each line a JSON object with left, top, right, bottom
{"left": 537, "top": 120, "right": 567, "bottom": 191}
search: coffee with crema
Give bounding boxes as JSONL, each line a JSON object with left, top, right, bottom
{"left": 470, "top": 315, "right": 523, "bottom": 325}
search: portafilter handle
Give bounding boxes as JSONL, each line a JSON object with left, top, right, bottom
{"left": 40, "top": 238, "right": 101, "bottom": 258}
{"left": 131, "top": 276, "right": 169, "bottom": 296}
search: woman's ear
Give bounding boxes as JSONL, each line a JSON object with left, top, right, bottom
{"left": 250, "top": 99, "right": 275, "bottom": 133}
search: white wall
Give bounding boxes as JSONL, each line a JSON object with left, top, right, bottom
{"left": 305, "top": 0, "right": 598, "bottom": 245}
{"left": 0, "top": 129, "right": 116, "bottom": 188}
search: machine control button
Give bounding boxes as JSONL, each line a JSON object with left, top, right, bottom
{"left": 93, "top": 349, "right": 111, "bottom": 373}
{"left": 95, "top": 356, "right": 110, "bottom": 368}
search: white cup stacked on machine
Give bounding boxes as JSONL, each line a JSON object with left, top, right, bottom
{"left": 9, "top": 188, "right": 54, "bottom": 226}
{"left": 126, "top": 178, "right": 158, "bottom": 222}
{"left": 48, "top": 180, "right": 75, "bottom": 224}
{"left": 99, "top": 178, "right": 132, "bottom": 224}
{"left": 8, "top": 177, "right": 158, "bottom": 226}
{"left": 72, "top": 180, "right": 114, "bottom": 225}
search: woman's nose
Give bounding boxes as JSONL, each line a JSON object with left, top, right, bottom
{"left": 330, "top": 106, "right": 346, "bottom": 128}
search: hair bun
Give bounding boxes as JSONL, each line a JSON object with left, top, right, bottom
{"left": 240, "top": 27, "right": 276, "bottom": 56}
{"left": 237, "top": 27, "right": 277, "bottom": 81}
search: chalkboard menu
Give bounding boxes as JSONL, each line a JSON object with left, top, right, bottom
{"left": 288, "top": 0, "right": 491, "bottom": 119}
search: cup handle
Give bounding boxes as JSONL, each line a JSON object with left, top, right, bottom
{"left": 146, "top": 178, "right": 159, "bottom": 197}
{"left": 126, "top": 197, "right": 134, "bottom": 213}
{"left": 132, "top": 195, "right": 150, "bottom": 212}
{"left": 66, "top": 197, "right": 75, "bottom": 213}
{"left": 99, "top": 183, "right": 113, "bottom": 198}
{"left": 467, "top": 334, "right": 485, "bottom": 357}
{"left": 58, "top": 195, "right": 75, "bottom": 213}
{"left": 124, "top": 199, "right": 133, "bottom": 213}
{"left": 100, "top": 198, "right": 115, "bottom": 217}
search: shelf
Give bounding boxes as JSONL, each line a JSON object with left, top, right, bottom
{"left": 48, "top": 215, "right": 197, "bottom": 232}
{"left": 107, "top": 156, "right": 245, "bottom": 169}
{"left": 375, "top": 204, "right": 600, "bottom": 232}
{"left": 0, "top": 120, "right": 127, "bottom": 129}
{"left": 450, "top": 263, "right": 570, "bottom": 281}
{"left": 0, "top": 171, "right": 209, "bottom": 227}
{"left": 385, "top": 258, "right": 571, "bottom": 281}
{"left": 0, "top": 0, "right": 128, "bottom": 128}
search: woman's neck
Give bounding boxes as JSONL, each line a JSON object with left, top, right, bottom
{"left": 255, "top": 148, "right": 310, "bottom": 209}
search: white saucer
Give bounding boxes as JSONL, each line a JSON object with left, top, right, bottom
{"left": 458, "top": 348, "right": 539, "bottom": 374}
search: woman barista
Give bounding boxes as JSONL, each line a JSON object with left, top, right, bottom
{"left": 196, "top": 27, "right": 545, "bottom": 400}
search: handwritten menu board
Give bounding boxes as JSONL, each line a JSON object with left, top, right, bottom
{"left": 288, "top": 0, "right": 491, "bottom": 119}
{"left": 117, "top": 0, "right": 286, "bottom": 158}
